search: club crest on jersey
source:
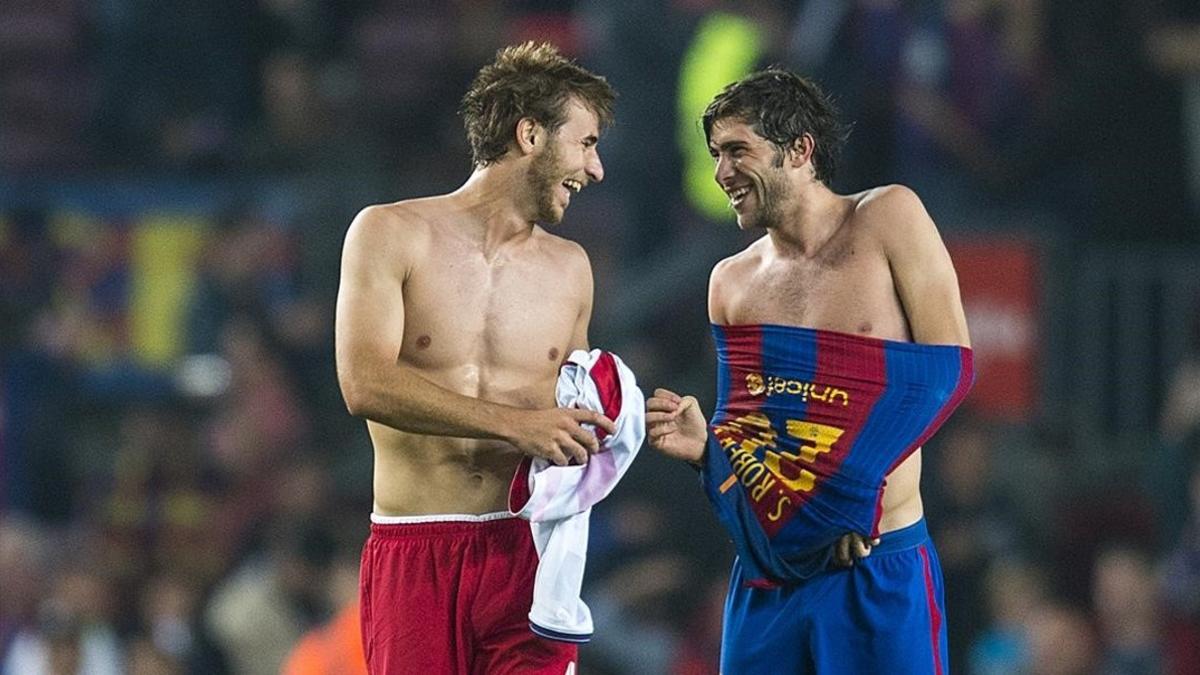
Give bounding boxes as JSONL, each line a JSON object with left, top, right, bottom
{"left": 744, "top": 372, "right": 850, "bottom": 406}
{"left": 745, "top": 372, "right": 766, "bottom": 396}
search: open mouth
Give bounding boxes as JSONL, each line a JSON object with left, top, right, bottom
{"left": 727, "top": 185, "right": 751, "bottom": 207}
{"left": 562, "top": 178, "right": 583, "bottom": 194}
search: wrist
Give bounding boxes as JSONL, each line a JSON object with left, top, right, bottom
{"left": 495, "top": 408, "right": 522, "bottom": 444}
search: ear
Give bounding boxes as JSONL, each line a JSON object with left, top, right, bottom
{"left": 515, "top": 117, "right": 541, "bottom": 156}
{"left": 788, "top": 133, "right": 815, "bottom": 169}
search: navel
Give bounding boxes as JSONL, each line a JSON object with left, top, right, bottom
{"left": 548, "top": 347, "right": 560, "bottom": 361}
{"left": 416, "top": 335, "right": 432, "bottom": 349}
{"left": 857, "top": 323, "right": 872, "bottom": 334}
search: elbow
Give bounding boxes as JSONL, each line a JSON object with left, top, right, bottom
{"left": 343, "top": 395, "right": 368, "bottom": 420}
{"left": 339, "top": 380, "right": 376, "bottom": 420}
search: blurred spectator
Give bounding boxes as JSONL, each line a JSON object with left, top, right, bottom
{"left": 241, "top": 52, "right": 335, "bottom": 171}
{"left": 1045, "top": 0, "right": 1194, "bottom": 242}
{"left": 790, "top": 0, "right": 1050, "bottom": 221}
{"left": 0, "top": 516, "right": 50, "bottom": 668}
{"left": 1159, "top": 320, "right": 1200, "bottom": 447}
{"left": 3, "top": 601, "right": 86, "bottom": 675}
{"left": 0, "top": 0, "right": 94, "bottom": 171}
{"left": 1026, "top": 602, "right": 1099, "bottom": 675}
{"left": 205, "top": 521, "right": 336, "bottom": 675}
{"left": 137, "top": 574, "right": 226, "bottom": 674}
{"left": 3, "top": 574, "right": 124, "bottom": 675}
{"left": 1093, "top": 546, "right": 1164, "bottom": 675}
{"left": 1050, "top": 479, "right": 1158, "bottom": 607}
{"left": 280, "top": 554, "right": 367, "bottom": 675}
{"left": 969, "top": 558, "right": 1049, "bottom": 675}
{"left": 206, "top": 316, "right": 310, "bottom": 480}
{"left": 93, "top": 406, "right": 226, "bottom": 584}
{"left": 892, "top": 0, "right": 1050, "bottom": 222}
{"left": 584, "top": 498, "right": 690, "bottom": 674}
{"left": 126, "top": 635, "right": 184, "bottom": 675}
{"left": 185, "top": 209, "right": 301, "bottom": 356}
{"left": 924, "top": 416, "right": 1021, "bottom": 667}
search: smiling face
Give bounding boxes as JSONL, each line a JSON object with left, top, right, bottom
{"left": 527, "top": 97, "right": 605, "bottom": 225}
{"left": 708, "top": 118, "right": 794, "bottom": 231}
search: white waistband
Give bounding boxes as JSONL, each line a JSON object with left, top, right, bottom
{"left": 370, "top": 511, "right": 514, "bottom": 524}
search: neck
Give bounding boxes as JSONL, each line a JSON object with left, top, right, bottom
{"left": 454, "top": 163, "right": 539, "bottom": 250}
{"left": 766, "top": 180, "right": 848, "bottom": 257}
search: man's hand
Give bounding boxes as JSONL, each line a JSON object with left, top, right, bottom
{"left": 832, "top": 533, "right": 881, "bottom": 567}
{"left": 645, "top": 388, "right": 708, "bottom": 463}
{"left": 504, "top": 407, "right": 616, "bottom": 466}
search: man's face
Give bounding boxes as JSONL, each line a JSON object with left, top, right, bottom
{"left": 708, "top": 118, "right": 792, "bottom": 231}
{"left": 527, "top": 98, "right": 604, "bottom": 225}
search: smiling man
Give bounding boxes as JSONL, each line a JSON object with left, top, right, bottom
{"left": 335, "top": 42, "right": 616, "bottom": 675}
{"left": 646, "top": 70, "right": 974, "bottom": 674}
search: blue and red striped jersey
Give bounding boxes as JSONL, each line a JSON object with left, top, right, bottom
{"left": 700, "top": 323, "right": 974, "bottom": 585}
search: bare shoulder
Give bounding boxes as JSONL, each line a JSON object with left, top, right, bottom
{"left": 712, "top": 236, "right": 767, "bottom": 283}
{"left": 708, "top": 236, "right": 767, "bottom": 323}
{"left": 341, "top": 198, "right": 453, "bottom": 279}
{"left": 345, "top": 198, "right": 440, "bottom": 250}
{"left": 852, "top": 184, "right": 937, "bottom": 238}
{"left": 534, "top": 228, "right": 592, "bottom": 276}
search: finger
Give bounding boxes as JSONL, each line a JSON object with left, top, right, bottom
{"left": 566, "top": 423, "right": 600, "bottom": 453}
{"left": 653, "top": 388, "right": 682, "bottom": 403}
{"left": 559, "top": 436, "right": 589, "bottom": 465}
{"left": 646, "top": 398, "right": 680, "bottom": 413}
{"left": 834, "top": 536, "right": 851, "bottom": 567}
{"left": 544, "top": 447, "right": 569, "bottom": 467}
{"left": 852, "top": 537, "right": 872, "bottom": 558}
{"left": 645, "top": 411, "right": 677, "bottom": 424}
{"left": 569, "top": 409, "right": 616, "bottom": 435}
{"left": 648, "top": 421, "right": 678, "bottom": 437}
{"left": 677, "top": 396, "right": 702, "bottom": 419}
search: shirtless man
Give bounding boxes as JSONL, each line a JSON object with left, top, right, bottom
{"left": 335, "top": 43, "right": 616, "bottom": 675}
{"left": 647, "top": 70, "right": 973, "bottom": 674}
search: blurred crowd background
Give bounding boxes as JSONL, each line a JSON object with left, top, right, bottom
{"left": 2, "top": 0, "right": 1200, "bottom": 674}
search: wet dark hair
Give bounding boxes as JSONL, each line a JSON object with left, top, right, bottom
{"left": 461, "top": 42, "right": 616, "bottom": 167}
{"left": 702, "top": 68, "right": 848, "bottom": 185}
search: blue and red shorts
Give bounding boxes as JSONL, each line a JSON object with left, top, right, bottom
{"left": 359, "top": 513, "right": 576, "bottom": 675}
{"left": 721, "top": 519, "right": 948, "bottom": 675}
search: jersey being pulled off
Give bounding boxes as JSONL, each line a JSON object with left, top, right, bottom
{"left": 701, "top": 323, "right": 973, "bottom": 585}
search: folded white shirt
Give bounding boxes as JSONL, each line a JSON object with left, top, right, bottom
{"left": 508, "top": 349, "right": 646, "bottom": 642}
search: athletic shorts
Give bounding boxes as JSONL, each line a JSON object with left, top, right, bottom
{"left": 721, "top": 518, "right": 948, "bottom": 675}
{"left": 359, "top": 513, "right": 577, "bottom": 675}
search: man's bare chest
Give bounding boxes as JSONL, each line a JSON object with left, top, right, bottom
{"left": 730, "top": 253, "right": 906, "bottom": 336}
{"left": 399, "top": 256, "right": 581, "bottom": 368}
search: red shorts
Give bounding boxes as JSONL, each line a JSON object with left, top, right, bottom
{"left": 359, "top": 514, "right": 577, "bottom": 675}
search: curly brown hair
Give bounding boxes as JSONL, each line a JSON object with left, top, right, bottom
{"left": 460, "top": 42, "right": 615, "bottom": 167}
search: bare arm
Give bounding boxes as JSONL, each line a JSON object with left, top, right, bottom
{"left": 567, "top": 243, "right": 594, "bottom": 354}
{"left": 874, "top": 186, "right": 971, "bottom": 348}
{"left": 334, "top": 206, "right": 612, "bottom": 464}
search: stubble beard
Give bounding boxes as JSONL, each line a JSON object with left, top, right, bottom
{"left": 528, "top": 139, "right": 565, "bottom": 225}
{"left": 746, "top": 172, "right": 788, "bottom": 231}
